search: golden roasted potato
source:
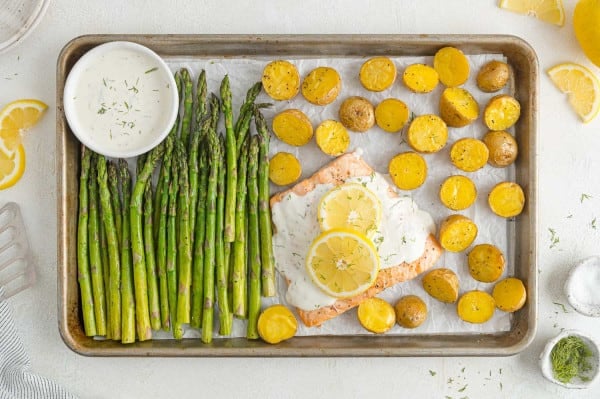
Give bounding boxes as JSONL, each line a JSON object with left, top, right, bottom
{"left": 357, "top": 297, "right": 396, "bottom": 333}
{"left": 433, "top": 46, "right": 470, "bottom": 87}
{"left": 450, "top": 138, "right": 489, "bottom": 172}
{"left": 488, "top": 181, "right": 525, "bottom": 218}
{"left": 439, "top": 175, "right": 477, "bottom": 211}
{"left": 262, "top": 60, "right": 300, "bottom": 101}
{"left": 439, "top": 214, "right": 478, "bottom": 252}
{"left": 271, "top": 109, "right": 313, "bottom": 146}
{"left": 468, "top": 244, "right": 505, "bottom": 283}
{"left": 257, "top": 304, "right": 298, "bottom": 344}
{"left": 269, "top": 152, "right": 302, "bottom": 186}
{"left": 403, "top": 64, "right": 439, "bottom": 93}
{"left": 375, "top": 98, "right": 410, "bottom": 133}
{"left": 301, "top": 66, "right": 342, "bottom": 105}
{"left": 439, "top": 87, "right": 479, "bottom": 127}
{"left": 477, "top": 60, "right": 510, "bottom": 93}
{"left": 492, "top": 277, "right": 527, "bottom": 312}
{"left": 483, "top": 94, "right": 521, "bottom": 131}
{"left": 483, "top": 130, "right": 518, "bottom": 167}
{"left": 338, "top": 96, "right": 375, "bottom": 132}
{"left": 457, "top": 290, "right": 495, "bottom": 324}
{"left": 406, "top": 114, "right": 448, "bottom": 153}
{"left": 359, "top": 57, "right": 397, "bottom": 92}
{"left": 315, "top": 119, "right": 350, "bottom": 156}
{"left": 422, "top": 268, "right": 460, "bottom": 303}
{"left": 388, "top": 151, "right": 427, "bottom": 190}
{"left": 394, "top": 295, "right": 428, "bottom": 328}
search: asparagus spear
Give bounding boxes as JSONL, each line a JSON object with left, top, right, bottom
{"left": 179, "top": 68, "right": 194, "bottom": 147}
{"left": 255, "top": 109, "right": 277, "bottom": 297}
{"left": 232, "top": 136, "right": 249, "bottom": 318}
{"left": 234, "top": 82, "right": 262, "bottom": 154}
{"left": 144, "top": 181, "right": 161, "bottom": 331}
{"left": 97, "top": 155, "right": 121, "bottom": 340}
{"left": 221, "top": 76, "right": 237, "bottom": 243}
{"left": 167, "top": 150, "right": 181, "bottom": 338}
{"left": 77, "top": 147, "right": 96, "bottom": 336}
{"left": 88, "top": 154, "right": 107, "bottom": 336}
{"left": 130, "top": 143, "right": 165, "bottom": 341}
{"left": 176, "top": 141, "right": 192, "bottom": 328}
{"left": 107, "top": 161, "right": 122, "bottom": 249}
{"left": 194, "top": 70, "right": 208, "bottom": 128}
{"left": 190, "top": 145, "right": 208, "bottom": 328}
{"left": 246, "top": 135, "right": 262, "bottom": 339}
{"left": 119, "top": 160, "right": 135, "bottom": 344}
{"left": 99, "top": 193, "right": 111, "bottom": 339}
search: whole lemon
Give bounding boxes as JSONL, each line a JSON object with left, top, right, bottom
{"left": 574, "top": 0, "right": 600, "bottom": 67}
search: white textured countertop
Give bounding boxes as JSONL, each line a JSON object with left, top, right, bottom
{"left": 2, "top": 0, "right": 600, "bottom": 397}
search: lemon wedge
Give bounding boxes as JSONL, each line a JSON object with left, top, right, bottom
{"left": 0, "top": 99, "right": 47, "bottom": 155}
{"left": 547, "top": 62, "right": 600, "bottom": 123}
{"left": 0, "top": 145, "right": 26, "bottom": 190}
{"left": 317, "top": 183, "right": 382, "bottom": 237}
{"left": 498, "top": 0, "right": 565, "bottom": 26}
{"left": 306, "top": 228, "right": 379, "bottom": 298}
{"left": 574, "top": 0, "right": 600, "bottom": 68}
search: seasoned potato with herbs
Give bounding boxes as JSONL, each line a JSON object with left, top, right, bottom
{"left": 439, "top": 214, "right": 478, "bottom": 252}
{"left": 394, "top": 295, "right": 428, "bottom": 328}
{"left": 301, "top": 66, "right": 342, "bottom": 106}
{"left": 484, "top": 95, "right": 521, "bottom": 131}
{"left": 439, "top": 87, "right": 479, "bottom": 127}
{"left": 403, "top": 64, "right": 439, "bottom": 93}
{"left": 457, "top": 290, "right": 495, "bottom": 324}
{"left": 272, "top": 109, "right": 313, "bottom": 146}
{"left": 492, "top": 277, "right": 527, "bottom": 312}
{"left": 262, "top": 60, "right": 300, "bottom": 101}
{"left": 450, "top": 138, "right": 489, "bottom": 172}
{"left": 357, "top": 297, "right": 396, "bottom": 333}
{"left": 477, "top": 60, "right": 510, "bottom": 93}
{"left": 439, "top": 175, "right": 477, "bottom": 211}
{"left": 338, "top": 96, "right": 375, "bottom": 132}
{"left": 468, "top": 244, "right": 505, "bottom": 283}
{"left": 375, "top": 98, "right": 410, "bottom": 133}
{"left": 388, "top": 151, "right": 427, "bottom": 190}
{"left": 483, "top": 130, "right": 518, "bottom": 167}
{"left": 406, "top": 114, "right": 448, "bottom": 153}
{"left": 488, "top": 182, "right": 525, "bottom": 218}
{"left": 359, "top": 57, "right": 397, "bottom": 92}
{"left": 269, "top": 152, "right": 302, "bottom": 186}
{"left": 315, "top": 120, "right": 350, "bottom": 156}
{"left": 422, "top": 268, "right": 460, "bottom": 303}
{"left": 433, "top": 46, "right": 470, "bottom": 87}
{"left": 257, "top": 304, "right": 298, "bottom": 344}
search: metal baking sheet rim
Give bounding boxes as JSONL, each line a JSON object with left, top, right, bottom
{"left": 56, "top": 34, "right": 538, "bottom": 357}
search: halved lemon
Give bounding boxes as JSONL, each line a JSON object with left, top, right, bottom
{"left": 0, "top": 99, "right": 47, "bottom": 155}
{"left": 0, "top": 145, "right": 26, "bottom": 190}
{"left": 306, "top": 228, "right": 380, "bottom": 298}
{"left": 317, "top": 183, "right": 382, "bottom": 237}
{"left": 547, "top": 62, "right": 600, "bottom": 123}
{"left": 498, "top": 0, "right": 565, "bottom": 26}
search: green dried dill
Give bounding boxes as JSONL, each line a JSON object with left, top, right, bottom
{"left": 550, "top": 336, "right": 594, "bottom": 383}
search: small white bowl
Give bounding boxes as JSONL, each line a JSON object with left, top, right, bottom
{"left": 565, "top": 256, "right": 600, "bottom": 317}
{"left": 63, "top": 41, "right": 178, "bottom": 158}
{"left": 539, "top": 330, "right": 600, "bottom": 389}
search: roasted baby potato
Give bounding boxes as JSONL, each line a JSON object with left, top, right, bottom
{"left": 483, "top": 94, "right": 521, "bottom": 131}
{"left": 403, "top": 64, "right": 439, "bottom": 93}
{"left": 357, "top": 297, "right": 396, "bottom": 333}
{"left": 315, "top": 119, "right": 350, "bottom": 156}
{"left": 439, "top": 175, "right": 477, "bottom": 211}
{"left": 492, "top": 277, "right": 527, "bottom": 312}
{"left": 488, "top": 181, "right": 525, "bottom": 218}
{"left": 422, "top": 268, "right": 460, "bottom": 303}
{"left": 457, "top": 290, "right": 496, "bottom": 324}
{"left": 439, "top": 214, "right": 478, "bottom": 252}
{"left": 394, "top": 295, "right": 428, "bottom": 328}
{"left": 433, "top": 46, "right": 470, "bottom": 87}
{"left": 450, "top": 138, "right": 489, "bottom": 172}
{"left": 272, "top": 109, "right": 313, "bottom": 146}
{"left": 375, "top": 98, "right": 410, "bottom": 133}
{"left": 359, "top": 56, "right": 397, "bottom": 92}
{"left": 468, "top": 244, "right": 505, "bottom": 283}
{"left": 483, "top": 130, "right": 518, "bottom": 167}
{"left": 477, "top": 60, "right": 510, "bottom": 93}
{"left": 406, "top": 114, "right": 448, "bottom": 153}
{"left": 339, "top": 96, "right": 375, "bottom": 132}
{"left": 388, "top": 151, "right": 428, "bottom": 190}
{"left": 301, "top": 66, "right": 342, "bottom": 105}
{"left": 257, "top": 304, "right": 298, "bottom": 344}
{"left": 269, "top": 152, "right": 302, "bottom": 186}
{"left": 439, "top": 87, "right": 479, "bottom": 127}
{"left": 262, "top": 60, "right": 300, "bottom": 101}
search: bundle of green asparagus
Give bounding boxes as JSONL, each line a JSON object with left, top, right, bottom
{"left": 76, "top": 68, "right": 276, "bottom": 343}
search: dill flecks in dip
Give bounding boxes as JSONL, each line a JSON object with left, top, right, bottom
{"left": 550, "top": 335, "right": 593, "bottom": 383}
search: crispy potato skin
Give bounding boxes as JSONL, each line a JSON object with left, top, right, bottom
{"left": 457, "top": 290, "right": 495, "bottom": 324}
{"left": 338, "top": 96, "right": 375, "bottom": 132}
{"left": 483, "top": 131, "right": 518, "bottom": 167}
{"left": 301, "top": 66, "right": 342, "bottom": 105}
{"left": 395, "top": 295, "right": 428, "bottom": 328}
{"left": 262, "top": 60, "right": 300, "bottom": 100}
{"left": 422, "top": 268, "right": 459, "bottom": 303}
{"left": 477, "top": 60, "right": 510, "bottom": 93}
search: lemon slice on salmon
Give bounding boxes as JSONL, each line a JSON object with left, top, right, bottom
{"left": 0, "top": 145, "right": 26, "bottom": 190}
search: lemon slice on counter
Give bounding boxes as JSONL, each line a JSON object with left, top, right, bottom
{"left": 0, "top": 145, "right": 26, "bottom": 190}
{"left": 317, "top": 183, "right": 382, "bottom": 237}
{"left": 0, "top": 99, "right": 48, "bottom": 155}
{"left": 547, "top": 62, "right": 600, "bottom": 123}
{"left": 306, "top": 228, "right": 380, "bottom": 298}
{"left": 498, "top": 0, "right": 565, "bottom": 26}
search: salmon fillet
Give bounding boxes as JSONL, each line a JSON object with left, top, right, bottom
{"left": 270, "top": 151, "right": 443, "bottom": 328}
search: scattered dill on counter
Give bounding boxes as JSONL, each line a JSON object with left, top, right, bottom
{"left": 581, "top": 193, "right": 592, "bottom": 203}
{"left": 550, "top": 335, "right": 594, "bottom": 383}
